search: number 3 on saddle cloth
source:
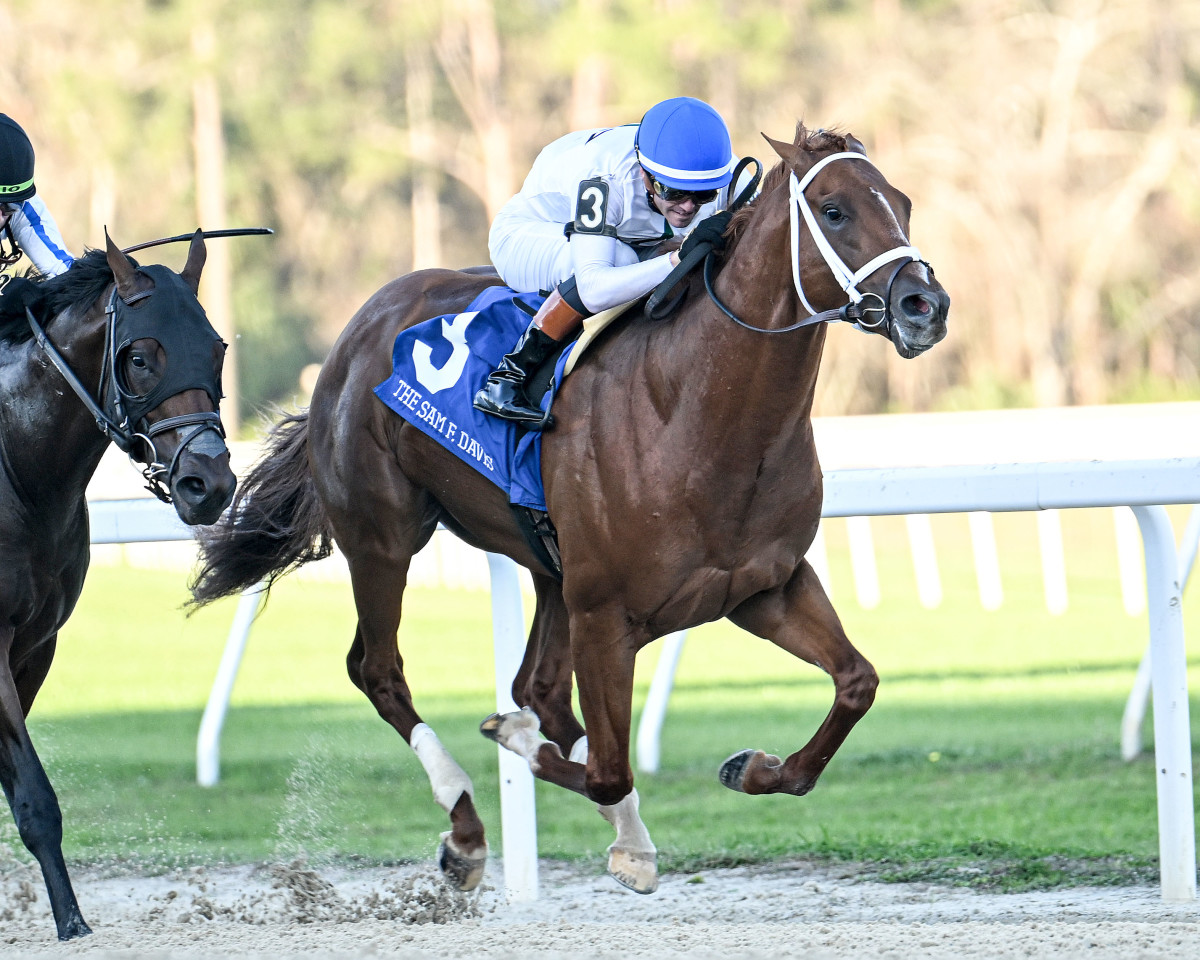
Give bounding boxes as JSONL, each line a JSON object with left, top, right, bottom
{"left": 373, "top": 285, "right": 570, "bottom": 576}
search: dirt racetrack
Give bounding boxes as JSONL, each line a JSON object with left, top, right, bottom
{"left": 3, "top": 856, "right": 1199, "bottom": 959}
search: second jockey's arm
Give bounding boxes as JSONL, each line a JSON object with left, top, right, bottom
{"left": 569, "top": 232, "right": 679, "bottom": 313}
{"left": 8, "top": 196, "right": 74, "bottom": 277}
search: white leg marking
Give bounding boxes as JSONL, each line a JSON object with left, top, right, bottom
{"left": 410, "top": 722, "right": 474, "bottom": 812}
{"left": 572, "top": 734, "right": 654, "bottom": 854}
{"left": 599, "top": 788, "right": 656, "bottom": 857}
{"left": 494, "top": 706, "right": 548, "bottom": 772}
{"left": 570, "top": 733, "right": 657, "bottom": 891}
{"left": 600, "top": 788, "right": 658, "bottom": 893}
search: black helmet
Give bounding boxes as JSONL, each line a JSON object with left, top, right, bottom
{"left": 0, "top": 114, "right": 36, "bottom": 203}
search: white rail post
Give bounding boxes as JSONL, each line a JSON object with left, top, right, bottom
{"left": 196, "top": 582, "right": 266, "bottom": 787}
{"left": 1123, "top": 504, "right": 1200, "bottom": 761}
{"left": 1120, "top": 655, "right": 1155, "bottom": 763}
{"left": 1115, "top": 507, "right": 1147, "bottom": 616}
{"left": 486, "top": 553, "right": 539, "bottom": 902}
{"left": 1036, "top": 509, "right": 1068, "bottom": 615}
{"left": 846, "top": 516, "right": 880, "bottom": 609}
{"left": 905, "top": 514, "right": 942, "bottom": 609}
{"left": 807, "top": 522, "right": 832, "bottom": 598}
{"left": 968, "top": 511, "right": 1003, "bottom": 610}
{"left": 1131, "top": 505, "right": 1196, "bottom": 902}
{"left": 636, "top": 631, "right": 688, "bottom": 773}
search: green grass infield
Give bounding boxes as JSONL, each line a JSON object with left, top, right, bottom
{"left": 8, "top": 508, "right": 1199, "bottom": 892}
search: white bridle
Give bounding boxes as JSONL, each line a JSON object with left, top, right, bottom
{"left": 789, "top": 151, "right": 923, "bottom": 330}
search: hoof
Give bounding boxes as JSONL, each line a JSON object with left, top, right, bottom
{"left": 719, "top": 748, "right": 757, "bottom": 792}
{"left": 437, "top": 832, "right": 488, "bottom": 892}
{"left": 607, "top": 847, "right": 658, "bottom": 894}
{"left": 718, "top": 749, "right": 782, "bottom": 794}
{"left": 480, "top": 713, "right": 503, "bottom": 742}
{"left": 57, "top": 916, "right": 93, "bottom": 942}
{"left": 478, "top": 708, "right": 543, "bottom": 767}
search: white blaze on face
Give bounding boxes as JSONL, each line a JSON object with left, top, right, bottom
{"left": 869, "top": 187, "right": 931, "bottom": 284}
{"left": 868, "top": 187, "right": 907, "bottom": 243}
{"left": 410, "top": 722, "right": 475, "bottom": 812}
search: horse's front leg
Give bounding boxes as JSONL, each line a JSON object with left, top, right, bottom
{"left": 482, "top": 605, "right": 658, "bottom": 893}
{"left": 0, "top": 630, "right": 92, "bottom": 941}
{"left": 722, "top": 559, "right": 878, "bottom": 797}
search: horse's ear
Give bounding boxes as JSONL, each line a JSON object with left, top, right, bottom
{"left": 181, "top": 229, "right": 207, "bottom": 295}
{"left": 762, "top": 133, "right": 801, "bottom": 167}
{"left": 845, "top": 134, "right": 868, "bottom": 156}
{"left": 105, "top": 228, "right": 141, "bottom": 300}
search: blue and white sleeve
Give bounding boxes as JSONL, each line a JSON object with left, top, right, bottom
{"left": 11, "top": 196, "right": 74, "bottom": 278}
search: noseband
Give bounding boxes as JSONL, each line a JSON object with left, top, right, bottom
{"left": 26, "top": 270, "right": 227, "bottom": 504}
{"left": 705, "top": 151, "right": 930, "bottom": 336}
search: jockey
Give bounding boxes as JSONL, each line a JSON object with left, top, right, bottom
{"left": 474, "top": 96, "right": 736, "bottom": 428}
{"left": 0, "top": 114, "right": 75, "bottom": 280}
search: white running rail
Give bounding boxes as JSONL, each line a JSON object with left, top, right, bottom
{"left": 89, "top": 454, "right": 1199, "bottom": 903}
{"left": 635, "top": 458, "right": 1200, "bottom": 903}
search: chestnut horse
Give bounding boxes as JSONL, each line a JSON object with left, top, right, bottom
{"left": 190, "top": 126, "right": 949, "bottom": 895}
{"left": 1, "top": 234, "right": 236, "bottom": 940}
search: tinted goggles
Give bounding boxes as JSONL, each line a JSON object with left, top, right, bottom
{"left": 649, "top": 176, "right": 718, "bottom": 205}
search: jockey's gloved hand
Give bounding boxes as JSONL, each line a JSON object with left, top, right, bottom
{"left": 679, "top": 210, "right": 733, "bottom": 260}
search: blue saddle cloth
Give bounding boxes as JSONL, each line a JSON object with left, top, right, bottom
{"left": 373, "top": 286, "right": 576, "bottom": 512}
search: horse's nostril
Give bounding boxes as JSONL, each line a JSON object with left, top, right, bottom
{"left": 902, "top": 294, "right": 934, "bottom": 319}
{"left": 176, "top": 476, "right": 207, "bottom": 502}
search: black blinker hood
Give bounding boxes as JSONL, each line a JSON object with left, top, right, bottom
{"left": 108, "top": 264, "right": 224, "bottom": 428}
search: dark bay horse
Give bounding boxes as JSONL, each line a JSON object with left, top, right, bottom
{"left": 1, "top": 233, "right": 236, "bottom": 940}
{"left": 190, "top": 126, "right": 949, "bottom": 895}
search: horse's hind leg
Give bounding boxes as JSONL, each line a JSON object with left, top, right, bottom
{"left": 485, "top": 595, "right": 658, "bottom": 893}
{"left": 336, "top": 499, "right": 489, "bottom": 891}
{"left": 723, "top": 559, "right": 878, "bottom": 796}
{"left": 511, "top": 573, "right": 584, "bottom": 753}
{"left": 1, "top": 631, "right": 91, "bottom": 940}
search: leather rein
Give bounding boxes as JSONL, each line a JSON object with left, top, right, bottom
{"left": 648, "top": 153, "right": 929, "bottom": 337}
{"left": 25, "top": 287, "right": 224, "bottom": 504}
{"left": 16, "top": 228, "right": 269, "bottom": 503}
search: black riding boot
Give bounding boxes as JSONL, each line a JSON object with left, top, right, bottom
{"left": 472, "top": 319, "right": 561, "bottom": 427}
{"left": 474, "top": 287, "right": 586, "bottom": 430}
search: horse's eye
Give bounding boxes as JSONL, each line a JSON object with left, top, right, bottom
{"left": 823, "top": 206, "right": 845, "bottom": 225}
{"left": 130, "top": 355, "right": 148, "bottom": 369}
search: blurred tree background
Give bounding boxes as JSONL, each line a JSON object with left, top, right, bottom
{"left": 4, "top": 0, "right": 1198, "bottom": 435}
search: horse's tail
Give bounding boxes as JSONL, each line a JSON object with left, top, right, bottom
{"left": 188, "top": 410, "right": 334, "bottom": 608}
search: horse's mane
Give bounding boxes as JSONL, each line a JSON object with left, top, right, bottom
{"left": 0, "top": 248, "right": 130, "bottom": 345}
{"left": 727, "top": 123, "right": 852, "bottom": 247}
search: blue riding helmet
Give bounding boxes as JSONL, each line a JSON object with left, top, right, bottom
{"left": 635, "top": 97, "right": 734, "bottom": 192}
{"left": 0, "top": 114, "right": 36, "bottom": 203}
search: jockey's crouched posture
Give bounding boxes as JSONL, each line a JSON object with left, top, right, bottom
{"left": 474, "top": 96, "right": 736, "bottom": 430}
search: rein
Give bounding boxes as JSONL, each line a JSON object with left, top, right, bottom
{"left": 644, "top": 157, "right": 763, "bottom": 320}
{"left": 25, "top": 285, "right": 225, "bottom": 505}
{"left": 705, "top": 151, "right": 929, "bottom": 336}
{"left": 17, "top": 230, "right": 267, "bottom": 503}
{"left": 26, "top": 305, "right": 130, "bottom": 448}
